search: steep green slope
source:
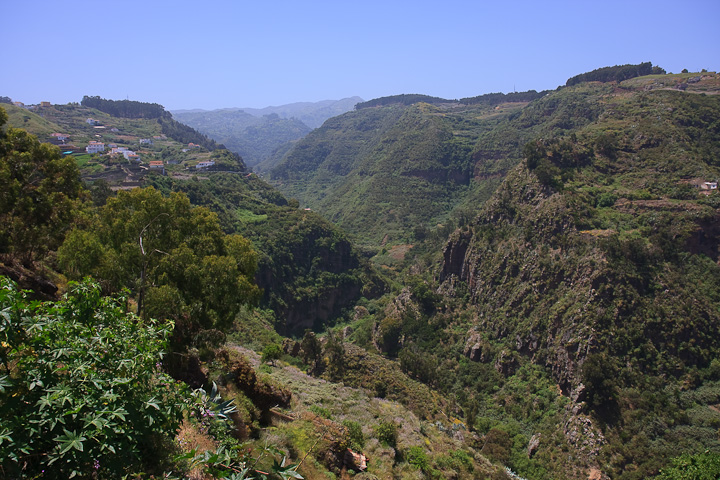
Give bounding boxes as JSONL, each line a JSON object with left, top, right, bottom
{"left": 3, "top": 101, "right": 382, "bottom": 335}
{"left": 271, "top": 101, "right": 515, "bottom": 246}
{"left": 430, "top": 76, "right": 720, "bottom": 478}
{"left": 147, "top": 173, "right": 387, "bottom": 334}
{"left": 269, "top": 87, "right": 604, "bottom": 248}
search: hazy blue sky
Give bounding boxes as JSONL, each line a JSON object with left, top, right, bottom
{"left": 3, "top": 0, "right": 718, "bottom": 110}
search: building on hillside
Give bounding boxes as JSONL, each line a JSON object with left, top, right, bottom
{"left": 188, "top": 142, "right": 201, "bottom": 149}
{"left": 40, "top": 101, "right": 51, "bottom": 107}
{"left": 195, "top": 160, "right": 215, "bottom": 170}
{"left": 51, "top": 133, "right": 70, "bottom": 142}
{"left": 107, "top": 143, "right": 118, "bottom": 149}
{"left": 127, "top": 153, "right": 140, "bottom": 163}
{"left": 139, "top": 138, "right": 154, "bottom": 145}
{"left": 13, "top": 102, "right": 24, "bottom": 108}
{"left": 110, "top": 127, "right": 120, "bottom": 132}
{"left": 86, "top": 118, "right": 98, "bottom": 125}
{"left": 149, "top": 160, "right": 164, "bottom": 169}
{"left": 85, "top": 141, "right": 105, "bottom": 154}
{"left": 112, "top": 147, "right": 129, "bottom": 154}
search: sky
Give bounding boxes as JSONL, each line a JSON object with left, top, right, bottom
{"left": 3, "top": 0, "right": 719, "bottom": 110}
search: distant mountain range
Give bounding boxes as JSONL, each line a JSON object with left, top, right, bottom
{"left": 171, "top": 97, "right": 363, "bottom": 167}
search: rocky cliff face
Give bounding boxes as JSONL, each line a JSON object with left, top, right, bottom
{"left": 440, "top": 167, "right": 607, "bottom": 391}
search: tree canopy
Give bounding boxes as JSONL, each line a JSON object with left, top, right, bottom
{"left": 57, "top": 187, "right": 260, "bottom": 346}
{"left": 80, "top": 95, "right": 170, "bottom": 119}
{"left": 0, "top": 107, "right": 85, "bottom": 262}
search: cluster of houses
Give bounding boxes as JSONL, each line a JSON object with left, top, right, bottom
{"left": 47, "top": 125, "right": 216, "bottom": 173}
{"left": 110, "top": 146, "right": 140, "bottom": 163}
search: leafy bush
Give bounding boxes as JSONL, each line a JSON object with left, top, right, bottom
{"left": 656, "top": 451, "right": 720, "bottom": 480}
{"left": 0, "top": 277, "right": 189, "bottom": 478}
{"left": 342, "top": 420, "right": 365, "bottom": 451}
{"left": 375, "top": 421, "right": 398, "bottom": 448}
{"left": 596, "top": 192, "right": 617, "bottom": 208}
{"left": 262, "top": 343, "right": 284, "bottom": 366}
{"left": 405, "top": 445, "right": 429, "bottom": 472}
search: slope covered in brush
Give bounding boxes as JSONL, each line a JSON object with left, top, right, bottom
{"left": 269, "top": 84, "right": 614, "bottom": 248}
{"left": 433, "top": 76, "right": 720, "bottom": 478}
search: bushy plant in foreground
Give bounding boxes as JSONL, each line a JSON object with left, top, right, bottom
{"left": 0, "top": 277, "right": 189, "bottom": 478}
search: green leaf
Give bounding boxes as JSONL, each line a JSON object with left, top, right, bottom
{"left": 56, "top": 429, "right": 86, "bottom": 454}
{"left": 0, "top": 375, "right": 10, "bottom": 393}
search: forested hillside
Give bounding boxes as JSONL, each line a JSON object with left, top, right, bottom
{"left": 269, "top": 88, "right": 584, "bottom": 247}
{"left": 3, "top": 65, "right": 720, "bottom": 480}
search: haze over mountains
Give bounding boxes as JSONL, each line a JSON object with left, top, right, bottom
{"left": 171, "top": 97, "right": 362, "bottom": 168}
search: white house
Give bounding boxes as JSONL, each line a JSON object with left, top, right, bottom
{"left": 195, "top": 160, "right": 215, "bottom": 170}
{"left": 86, "top": 118, "right": 98, "bottom": 125}
{"left": 85, "top": 141, "right": 105, "bottom": 154}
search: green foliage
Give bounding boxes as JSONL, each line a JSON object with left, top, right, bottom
{"left": 147, "top": 173, "right": 382, "bottom": 334}
{"left": 300, "top": 330, "right": 324, "bottom": 375}
{"left": 355, "top": 94, "right": 451, "bottom": 109}
{"left": 323, "top": 329, "right": 346, "bottom": 381}
{"left": 178, "top": 444, "right": 304, "bottom": 479}
{"left": 655, "top": 451, "right": 720, "bottom": 480}
{"left": 81, "top": 95, "right": 170, "bottom": 119}
{"left": 57, "top": 187, "right": 260, "bottom": 346}
{"left": 405, "top": 445, "right": 429, "bottom": 472}
{"left": 581, "top": 353, "right": 620, "bottom": 414}
{"left": 0, "top": 107, "right": 85, "bottom": 261}
{"left": 374, "top": 420, "right": 398, "bottom": 448}
{"left": 0, "top": 277, "right": 189, "bottom": 478}
{"left": 566, "top": 62, "right": 661, "bottom": 86}
{"left": 262, "top": 343, "right": 284, "bottom": 366}
{"left": 482, "top": 428, "right": 512, "bottom": 464}
{"left": 342, "top": 420, "right": 364, "bottom": 451}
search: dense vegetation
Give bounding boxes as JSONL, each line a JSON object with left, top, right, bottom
{"left": 3, "top": 67, "right": 720, "bottom": 479}
{"left": 0, "top": 108, "right": 84, "bottom": 263}
{"left": 146, "top": 174, "right": 385, "bottom": 334}
{"left": 269, "top": 85, "right": 604, "bottom": 246}
{"left": 565, "top": 62, "right": 665, "bottom": 86}
{"left": 81, "top": 95, "right": 170, "bottom": 119}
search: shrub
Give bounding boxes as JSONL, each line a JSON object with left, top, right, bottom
{"left": 375, "top": 421, "right": 398, "bottom": 448}
{"left": 405, "top": 445, "right": 429, "bottom": 472}
{"left": 262, "top": 343, "right": 283, "bottom": 366}
{"left": 343, "top": 420, "right": 365, "bottom": 450}
{"left": 0, "top": 277, "right": 189, "bottom": 478}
